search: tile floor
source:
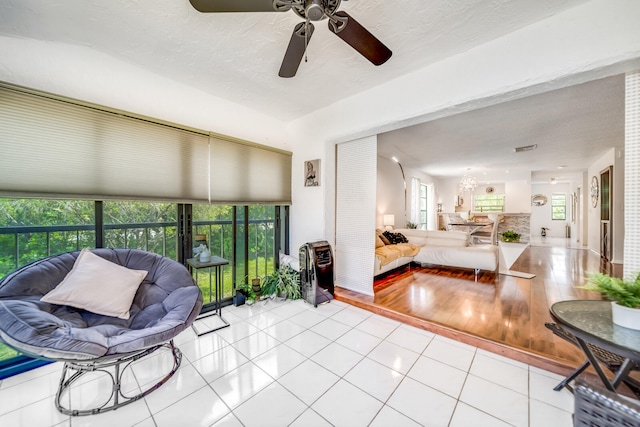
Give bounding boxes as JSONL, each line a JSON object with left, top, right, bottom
{"left": 0, "top": 299, "right": 575, "bottom": 426}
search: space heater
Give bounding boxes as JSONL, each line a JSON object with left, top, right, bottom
{"left": 299, "top": 241, "right": 334, "bottom": 307}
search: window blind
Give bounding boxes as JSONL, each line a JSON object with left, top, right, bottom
{"left": 0, "top": 84, "right": 292, "bottom": 204}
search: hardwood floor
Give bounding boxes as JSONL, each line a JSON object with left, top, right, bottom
{"left": 335, "top": 244, "right": 622, "bottom": 378}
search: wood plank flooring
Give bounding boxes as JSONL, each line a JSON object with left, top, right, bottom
{"left": 335, "top": 245, "right": 622, "bottom": 377}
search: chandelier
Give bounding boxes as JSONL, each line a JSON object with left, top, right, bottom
{"left": 459, "top": 174, "right": 478, "bottom": 192}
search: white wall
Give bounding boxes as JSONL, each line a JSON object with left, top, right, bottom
{"left": 376, "top": 156, "right": 439, "bottom": 229}
{"left": 530, "top": 183, "right": 572, "bottom": 239}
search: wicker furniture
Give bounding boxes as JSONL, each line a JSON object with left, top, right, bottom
{"left": 574, "top": 380, "right": 640, "bottom": 426}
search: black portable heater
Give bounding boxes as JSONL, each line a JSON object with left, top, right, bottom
{"left": 299, "top": 241, "right": 334, "bottom": 307}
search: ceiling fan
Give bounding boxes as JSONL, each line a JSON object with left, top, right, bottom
{"left": 188, "top": 0, "right": 392, "bottom": 78}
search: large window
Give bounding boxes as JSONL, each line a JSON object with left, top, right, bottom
{"left": 474, "top": 194, "right": 505, "bottom": 212}
{"left": 0, "top": 198, "right": 285, "bottom": 378}
{"left": 419, "top": 184, "right": 428, "bottom": 229}
{"left": 552, "top": 193, "right": 567, "bottom": 220}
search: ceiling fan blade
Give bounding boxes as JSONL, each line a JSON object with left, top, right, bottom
{"left": 188, "top": 0, "right": 282, "bottom": 13}
{"left": 328, "top": 11, "right": 392, "bottom": 66}
{"left": 279, "top": 22, "right": 315, "bottom": 78}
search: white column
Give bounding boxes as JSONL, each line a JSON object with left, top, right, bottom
{"left": 624, "top": 71, "right": 640, "bottom": 279}
{"left": 335, "top": 136, "right": 377, "bottom": 296}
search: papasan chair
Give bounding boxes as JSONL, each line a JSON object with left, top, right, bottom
{"left": 0, "top": 248, "right": 203, "bottom": 416}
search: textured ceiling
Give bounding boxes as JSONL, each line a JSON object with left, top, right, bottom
{"left": 0, "top": 0, "right": 590, "bottom": 121}
{"left": 378, "top": 75, "right": 625, "bottom": 181}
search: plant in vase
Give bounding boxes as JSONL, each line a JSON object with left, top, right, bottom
{"left": 261, "top": 265, "right": 301, "bottom": 300}
{"left": 501, "top": 230, "right": 521, "bottom": 243}
{"left": 579, "top": 272, "right": 640, "bottom": 330}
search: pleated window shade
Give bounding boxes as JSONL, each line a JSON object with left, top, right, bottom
{"left": 0, "top": 84, "right": 292, "bottom": 205}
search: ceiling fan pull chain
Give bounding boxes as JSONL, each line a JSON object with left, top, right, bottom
{"left": 304, "top": 17, "right": 309, "bottom": 63}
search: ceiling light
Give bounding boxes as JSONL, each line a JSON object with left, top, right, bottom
{"left": 391, "top": 156, "right": 399, "bottom": 163}
{"left": 459, "top": 174, "right": 478, "bottom": 192}
{"left": 514, "top": 144, "right": 537, "bottom": 153}
{"left": 550, "top": 177, "right": 558, "bottom": 185}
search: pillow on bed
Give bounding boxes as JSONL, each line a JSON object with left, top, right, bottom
{"left": 41, "top": 249, "right": 148, "bottom": 319}
{"left": 375, "top": 234, "right": 385, "bottom": 248}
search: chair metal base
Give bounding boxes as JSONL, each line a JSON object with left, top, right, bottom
{"left": 55, "top": 340, "right": 181, "bottom": 416}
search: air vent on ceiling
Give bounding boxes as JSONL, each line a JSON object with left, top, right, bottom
{"left": 514, "top": 144, "right": 537, "bottom": 153}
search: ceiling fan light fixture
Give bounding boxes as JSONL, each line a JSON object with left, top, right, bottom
{"left": 305, "top": 0, "right": 325, "bottom": 21}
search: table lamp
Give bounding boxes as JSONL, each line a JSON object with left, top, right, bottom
{"left": 383, "top": 214, "right": 395, "bottom": 231}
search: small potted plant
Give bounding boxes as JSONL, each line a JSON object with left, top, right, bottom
{"left": 501, "top": 230, "right": 521, "bottom": 243}
{"left": 580, "top": 272, "right": 640, "bottom": 330}
{"left": 261, "top": 265, "right": 301, "bottom": 300}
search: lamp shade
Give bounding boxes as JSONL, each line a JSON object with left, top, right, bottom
{"left": 383, "top": 214, "right": 395, "bottom": 227}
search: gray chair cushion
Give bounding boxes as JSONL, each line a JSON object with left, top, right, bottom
{"left": 0, "top": 249, "right": 203, "bottom": 361}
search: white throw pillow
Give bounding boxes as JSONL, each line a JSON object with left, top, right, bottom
{"left": 41, "top": 249, "right": 148, "bottom": 319}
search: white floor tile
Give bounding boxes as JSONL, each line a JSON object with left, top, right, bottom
{"left": 367, "top": 340, "right": 420, "bottom": 375}
{"left": 345, "top": 357, "right": 404, "bottom": 402}
{"left": 211, "top": 412, "right": 244, "bottom": 427}
{"left": 244, "top": 310, "right": 286, "bottom": 330}
{"left": 179, "top": 332, "right": 228, "bottom": 362}
{"left": 153, "top": 386, "right": 229, "bottom": 427}
{"left": 529, "top": 398, "right": 574, "bottom": 427}
{"left": 288, "top": 309, "right": 328, "bottom": 329}
{"left": 423, "top": 337, "right": 476, "bottom": 371}
{"left": 209, "top": 362, "right": 274, "bottom": 409}
{"left": 267, "top": 300, "right": 308, "bottom": 319}
{"left": 191, "top": 345, "right": 250, "bottom": 383}
{"left": 529, "top": 369, "right": 575, "bottom": 412}
{"left": 279, "top": 359, "right": 340, "bottom": 405}
{"left": 310, "top": 342, "right": 364, "bottom": 377}
{"left": 312, "top": 301, "right": 346, "bottom": 317}
{"left": 449, "top": 402, "right": 513, "bottom": 427}
{"left": 460, "top": 375, "right": 529, "bottom": 427}
{"left": 310, "top": 317, "right": 353, "bottom": 341}
{"left": 231, "top": 330, "right": 280, "bottom": 359}
{"left": 0, "top": 370, "right": 60, "bottom": 416}
{"left": 0, "top": 395, "right": 69, "bottom": 427}
{"left": 252, "top": 344, "right": 307, "bottom": 379}
{"left": 144, "top": 363, "right": 208, "bottom": 414}
{"left": 213, "top": 320, "right": 260, "bottom": 344}
{"left": 312, "top": 379, "right": 383, "bottom": 427}
{"left": 234, "top": 382, "right": 307, "bottom": 427}
{"left": 387, "top": 377, "right": 457, "bottom": 426}
{"left": 369, "top": 405, "right": 421, "bottom": 427}
{"left": 355, "top": 314, "right": 400, "bottom": 339}
{"left": 336, "top": 328, "right": 382, "bottom": 356}
{"left": 385, "top": 326, "right": 433, "bottom": 354}
{"left": 285, "top": 330, "right": 332, "bottom": 358}
{"left": 407, "top": 355, "right": 468, "bottom": 398}
{"left": 330, "top": 307, "right": 371, "bottom": 327}
{"left": 289, "top": 408, "right": 333, "bottom": 427}
{"left": 469, "top": 351, "right": 529, "bottom": 395}
{"left": 262, "top": 319, "right": 307, "bottom": 342}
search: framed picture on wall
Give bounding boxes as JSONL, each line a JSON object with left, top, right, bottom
{"left": 305, "top": 159, "right": 320, "bottom": 187}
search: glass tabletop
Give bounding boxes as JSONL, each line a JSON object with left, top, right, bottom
{"left": 550, "top": 300, "right": 640, "bottom": 361}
